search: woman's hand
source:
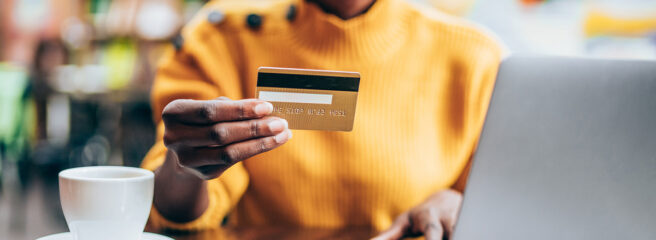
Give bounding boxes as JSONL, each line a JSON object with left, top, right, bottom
{"left": 162, "top": 97, "right": 291, "bottom": 179}
{"left": 372, "top": 189, "right": 464, "bottom": 240}
{"left": 153, "top": 97, "right": 291, "bottom": 222}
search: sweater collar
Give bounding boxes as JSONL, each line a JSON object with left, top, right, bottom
{"left": 289, "top": 0, "right": 409, "bottom": 60}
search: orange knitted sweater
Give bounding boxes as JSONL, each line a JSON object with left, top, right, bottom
{"left": 142, "top": 0, "right": 504, "bottom": 231}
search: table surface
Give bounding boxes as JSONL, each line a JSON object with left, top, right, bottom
{"left": 158, "top": 227, "right": 378, "bottom": 240}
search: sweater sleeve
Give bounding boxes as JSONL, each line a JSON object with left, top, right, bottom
{"left": 452, "top": 30, "right": 505, "bottom": 192}
{"left": 142, "top": 40, "right": 249, "bottom": 230}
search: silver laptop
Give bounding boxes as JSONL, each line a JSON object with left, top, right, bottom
{"left": 453, "top": 56, "right": 656, "bottom": 240}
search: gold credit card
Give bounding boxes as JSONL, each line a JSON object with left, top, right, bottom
{"left": 256, "top": 67, "right": 360, "bottom": 131}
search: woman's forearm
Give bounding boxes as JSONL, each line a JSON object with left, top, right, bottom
{"left": 153, "top": 150, "right": 209, "bottom": 223}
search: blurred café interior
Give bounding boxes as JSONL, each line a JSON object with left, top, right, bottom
{"left": 0, "top": 0, "right": 655, "bottom": 239}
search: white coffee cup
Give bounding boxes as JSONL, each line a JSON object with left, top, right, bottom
{"left": 59, "top": 166, "right": 154, "bottom": 240}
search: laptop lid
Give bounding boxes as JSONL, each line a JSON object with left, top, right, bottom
{"left": 453, "top": 56, "right": 656, "bottom": 240}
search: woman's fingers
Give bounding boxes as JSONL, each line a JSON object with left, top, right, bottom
{"left": 160, "top": 97, "right": 293, "bottom": 181}
{"left": 410, "top": 207, "right": 444, "bottom": 240}
{"left": 162, "top": 98, "right": 273, "bottom": 125}
{"left": 374, "top": 190, "right": 463, "bottom": 240}
{"left": 374, "top": 205, "right": 455, "bottom": 240}
{"left": 423, "top": 221, "right": 445, "bottom": 240}
{"left": 220, "top": 129, "right": 292, "bottom": 164}
{"left": 442, "top": 209, "right": 457, "bottom": 239}
{"left": 434, "top": 189, "right": 463, "bottom": 238}
{"left": 164, "top": 117, "right": 288, "bottom": 148}
{"left": 176, "top": 130, "right": 292, "bottom": 179}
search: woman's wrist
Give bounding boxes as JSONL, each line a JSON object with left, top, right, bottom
{"left": 157, "top": 150, "right": 203, "bottom": 181}
{"left": 153, "top": 150, "right": 209, "bottom": 223}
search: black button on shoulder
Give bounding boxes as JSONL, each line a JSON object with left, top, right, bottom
{"left": 246, "top": 13, "right": 263, "bottom": 28}
{"left": 286, "top": 4, "right": 297, "bottom": 21}
{"left": 171, "top": 34, "right": 184, "bottom": 51}
{"left": 207, "top": 10, "right": 225, "bottom": 24}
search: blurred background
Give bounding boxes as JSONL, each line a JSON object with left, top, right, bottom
{"left": 0, "top": 0, "right": 654, "bottom": 239}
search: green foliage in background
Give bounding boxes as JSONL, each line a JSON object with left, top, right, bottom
{"left": 0, "top": 63, "right": 36, "bottom": 165}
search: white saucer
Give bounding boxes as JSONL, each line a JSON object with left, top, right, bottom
{"left": 37, "top": 232, "right": 173, "bottom": 240}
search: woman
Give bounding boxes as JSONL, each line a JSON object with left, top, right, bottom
{"left": 142, "top": 0, "right": 504, "bottom": 239}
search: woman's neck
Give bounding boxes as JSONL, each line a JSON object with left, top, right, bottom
{"left": 307, "top": 0, "right": 377, "bottom": 20}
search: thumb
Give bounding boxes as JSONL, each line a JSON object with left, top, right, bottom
{"left": 371, "top": 213, "right": 410, "bottom": 240}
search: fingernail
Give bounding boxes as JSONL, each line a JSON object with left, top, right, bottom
{"left": 274, "top": 130, "right": 291, "bottom": 143}
{"left": 281, "top": 119, "right": 288, "bottom": 129}
{"left": 268, "top": 119, "right": 285, "bottom": 132}
{"left": 254, "top": 102, "right": 273, "bottom": 115}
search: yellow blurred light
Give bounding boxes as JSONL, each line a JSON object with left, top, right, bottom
{"left": 584, "top": 9, "right": 656, "bottom": 37}
{"left": 429, "top": 0, "right": 476, "bottom": 16}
